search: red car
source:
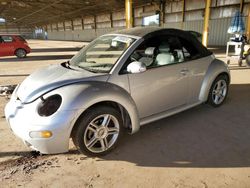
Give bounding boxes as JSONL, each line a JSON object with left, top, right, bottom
{"left": 0, "top": 35, "right": 31, "bottom": 58}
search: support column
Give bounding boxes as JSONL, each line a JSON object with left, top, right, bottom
{"left": 181, "top": 0, "right": 185, "bottom": 30}
{"left": 5, "top": 23, "right": 8, "bottom": 33}
{"left": 81, "top": 17, "right": 84, "bottom": 30}
{"left": 110, "top": 13, "right": 113, "bottom": 28}
{"left": 63, "top": 21, "right": 66, "bottom": 31}
{"left": 202, "top": 0, "right": 211, "bottom": 47}
{"left": 240, "top": 0, "right": 244, "bottom": 13}
{"left": 71, "top": 20, "right": 74, "bottom": 31}
{"left": 247, "top": 10, "right": 250, "bottom": 40}
{"left": 125, "top": 0, "right": 133, "bottom": 29}
{"left": 56, "top": 22, "right": 59, "bottom": 31}
{"left": 18, "top": 26, "right": 21, "bottom": 34}
{"left": 94, "top": 15, "right": 97, "bottom": 31}
{"left": 160, "top": 0, "right": 166, "bottom": 27}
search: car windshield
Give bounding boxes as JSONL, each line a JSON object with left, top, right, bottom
{"left": 69, "top": 35, "right": 136, "bottom": 73}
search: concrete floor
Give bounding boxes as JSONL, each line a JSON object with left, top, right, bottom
{"left": 0, "top": 40, "right": 250, "bottom": 187}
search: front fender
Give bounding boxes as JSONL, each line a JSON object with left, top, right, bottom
{"left": 45, "top": 81, "right": 140, "bottom": 134}
{"left": 199, "top": 59, "right": 230, "bottom": 102}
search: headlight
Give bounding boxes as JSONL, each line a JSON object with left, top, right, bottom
{"left": 37, "top": 94, "right": 62, "bottom": 117}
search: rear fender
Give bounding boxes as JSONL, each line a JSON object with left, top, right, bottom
{"left": 199, "top": 59, "right": 230, "bottom": 102}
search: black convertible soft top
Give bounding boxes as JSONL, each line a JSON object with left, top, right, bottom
{"left": 113, "top": 27, "right": 212, "bottom": 57}
{"left": 114, "top": 27, "right": 162, "bottom": 37}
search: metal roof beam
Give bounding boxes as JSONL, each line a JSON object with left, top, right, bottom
{"left": 10, "top": 0, "right": 63, "bottom": 24}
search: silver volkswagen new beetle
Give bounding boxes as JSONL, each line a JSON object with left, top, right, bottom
{"left": 5, "top": 27, "right": 230, "bottom": 156}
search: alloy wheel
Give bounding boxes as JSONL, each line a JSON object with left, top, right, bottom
{"left": 16, "top": 49, "right": 26, "bottom": 58}
{"left": 83, "top": 114, "right": 120, "bottom": 153}
{"left": 212, "top": 79, "right": 227, "bottom": 105}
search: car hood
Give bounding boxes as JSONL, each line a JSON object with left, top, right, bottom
{"left": 16, "top": 64, "right": 109, "bottom": 103}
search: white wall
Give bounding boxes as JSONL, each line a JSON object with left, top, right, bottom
{"left": 0, "top": 25, "right": 33, "bottom": 38}
{"left": 48, "top": 16, "right": 247, "bottom": 46}
{"left": 47, "top": 28, "right": 121, "bottom": 42}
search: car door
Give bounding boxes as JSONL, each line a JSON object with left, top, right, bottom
{"left": 127, "top": 35, "right": 189, "bottom": 118}
{"left": 0, "top": 36, "right": 15, "bottom": 56}
{"left": 0, "top": 36, "right": 6, "bottom": 57}
{"left": 178, "top": 37, "right": 212, "bottom": 104}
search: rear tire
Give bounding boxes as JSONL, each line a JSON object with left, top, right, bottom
{"left": 72, "top": 106, "right": 124, "bottom": 156}
{"left": 15, "top": 49, "right": 27, "bottom": 58}
{"left": 246, "top": 54, "right": 250, "bottom": 67}
{"left": 207, "top": 75, "right": 229, "bottom": 107}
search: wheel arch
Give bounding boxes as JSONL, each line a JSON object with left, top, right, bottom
{"left": 199, "top": 59, "right": 230, "bottom": 102}
{"left": 14, "top": 48, "right": 27, "bottom": 56}
{"left": 60, "top": 82, "right": 141, "bottom": 138}
{"left": 70, "top": 100, "right": 135, "bottom": 138}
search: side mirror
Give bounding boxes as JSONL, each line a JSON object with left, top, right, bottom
{"left": 127, "top": 61, "right": 146, "bottom": 74}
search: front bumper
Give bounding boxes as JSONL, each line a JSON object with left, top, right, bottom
{"left": 5, "top": 96, "right": 78, "bottom": 154}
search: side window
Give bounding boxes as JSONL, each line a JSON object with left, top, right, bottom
{"left": 1, "top": 36, "right": 13, "bottom": 43}
{"left": 178, "top": 37, "right": 201, "bottom": 60}
{"left": 123, "top": 35, "right": 184, "bottom": 73}
{"left": 182, "top": 47, "right": 191, "bottom": 58}
{"left": 159, "top": 36, "right": 184, "bottom": 65}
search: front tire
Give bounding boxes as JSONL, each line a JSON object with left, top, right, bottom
{"left": 15, "top": 49, "right": 27, "bottom": 58}
{"left": 207, "top": 75, "right": 229, "bottom": 107}
{"left": 72, "top": 106, "right": 124, "bottom": 156}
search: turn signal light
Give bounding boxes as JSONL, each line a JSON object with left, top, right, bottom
{"left": 29, "top": 131, "right": 53, "bottom": 138}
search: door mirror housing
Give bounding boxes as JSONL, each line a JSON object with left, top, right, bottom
{"left": 127, "top": 61, "right": 146, "bottom": 74}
